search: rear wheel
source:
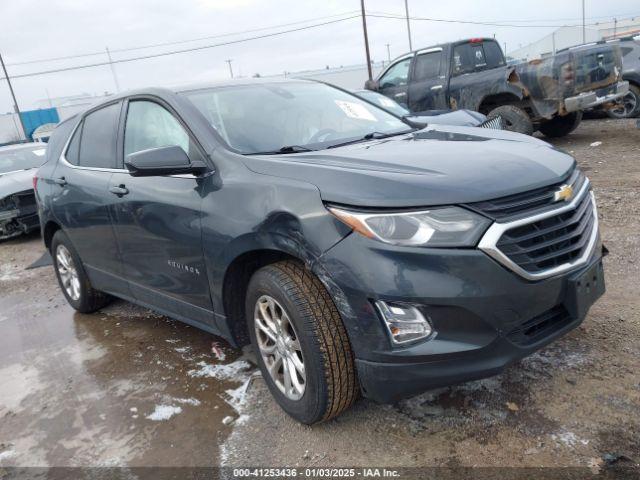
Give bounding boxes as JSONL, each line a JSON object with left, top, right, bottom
{"left": 487, "top": 105, "right": 534, "bottom": 135}
{"left": 51, "top": 230, "right": 111, "bottom": 313}
{"left": 538, "top": 111, "right": 583, "bottom": 138}
{"left": 606, "top": 84, "right": 640, "bottom": 119}
{"left": 246, "top": 260, "right": 359, "bottom": 424}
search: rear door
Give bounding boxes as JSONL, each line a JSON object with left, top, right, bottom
{"left": 49, "top": 102, "right": 129, "bottom": 296}
{"left": 407, "top": 48, "right": 448, "bottom": 111}
{"left": 109, "top": 97, "right": 214, "bottom": 327}
{"left": 376, "top": 55, "right": 413, "bottom": 108}
{"left": 448, "top": 40, "right": 507, "bottom": 111}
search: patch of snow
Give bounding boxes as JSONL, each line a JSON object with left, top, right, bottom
{"left": 165, "top": 339, "right": 180, "bottom": 344}
{"left": 224, "top": 377, "right": 253, "bottom": 413}
{"left": 174, "top": 397, "right": 201, "bottom": 406}
{"left": 187, "top": 360, "right": 251, "bottom": 381}
{"left": 129, "top": 407, "right": 138, "bottom": 413}
{"left": 222, "top": 416, "right": 234, "bottom": 425}
{"left": 590, "top": 141, "right": 602, "bottom": 147}
{"left": 174, "top": 347, "right": 190, "bottom": 354}
{"left": 145, "top": 405, "right": 182, "bottom": 421}
{"left": 0, "top": 450, "right": 16, "bottom": 462}
{"left": 552, "top": 430, "right": 589, "bottom": 447}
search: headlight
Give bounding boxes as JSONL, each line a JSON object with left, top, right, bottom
{"left": 328, "top": 206, "right": 490, "bottom": 247}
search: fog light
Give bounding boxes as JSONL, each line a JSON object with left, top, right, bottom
{"left": 375, "top": 301, "right": 433, "bottom": 345}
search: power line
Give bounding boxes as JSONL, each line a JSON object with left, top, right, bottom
{"left": 367, "top": 12, "right": 640, "bottom": 28}
{"left": 5, "top": 11, "right": 360, "bottom": 67}
{"left": 0, "top": 16, "right": 360, "bottom": 81}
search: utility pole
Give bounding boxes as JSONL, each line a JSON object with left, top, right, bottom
{"left": 0, "top": 52, "right": 27, "bottom": 140}
{"left": 226, "top": 59, "right": 234, "bottom": 79}
{"left": 552, "top": 31, "right": 556, "bottom": 55}
{"left": 105, "top": 47, "right": 120, "bottom": 93}
{"left": 404, "top": 0, "right": 413, "bottom": 51}
{"left": 581, "top": 0, "right": 586, "bottom": 43}
{"left": 385, "top": 43, "right": 391, "bottom": 62}
{"left": 360, "top": 0, "right": 373, "bottom": 81}
{"left": 613, "top": 18, "right": 618, "bottom": 38}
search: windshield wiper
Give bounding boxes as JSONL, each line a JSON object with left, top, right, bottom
{"left": 252, "top": 145, "right": 315, "bottom": 155}
{"left": 327, "top": 129, "right": 415, "bottom": 149}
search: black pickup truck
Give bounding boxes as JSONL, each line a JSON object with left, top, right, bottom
{"left": 365, "top": 38, "right": 629, "bottom": 137}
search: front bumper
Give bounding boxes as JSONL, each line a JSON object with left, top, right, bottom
{"left": 317, "top": 230, "right": 605, "bottom": 403}
{"left": 565, "top": 81, "right": 629, "bottom": 112}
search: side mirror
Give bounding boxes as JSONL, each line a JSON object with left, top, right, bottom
{"left": 125, "top": 145, "right": 208, "bottom": 177}
{"left": 364, "top": 79, "right": 379, "bottom": 91}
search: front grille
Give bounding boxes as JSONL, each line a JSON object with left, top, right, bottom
{"left": 495, "top": 189, "right": 594, "bottom": 273}
{"left": 507, "top": 305, "right": 572, "bottom": 346}
{"left": 467, "top": 168, "right": 585, "bottom": 221}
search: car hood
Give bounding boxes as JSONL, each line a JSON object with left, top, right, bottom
{"left": 242, "top": 125, "right": 575, "bottom": 208}
{"left": 0, "top": 169, "right": 35, "bottom": 198}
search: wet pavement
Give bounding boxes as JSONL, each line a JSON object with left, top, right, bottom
{"left": 0, "top": 119, "right": 639, "bottom": 473}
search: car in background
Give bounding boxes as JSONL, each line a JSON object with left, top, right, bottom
{"left": 366, "top": 37, "right": 628, "bottom": 137}
{"left": 602, "top": 36, "right": 640, "bottom": 119}
{"left": 353, "top": 89, "right": 499, "bottom": 128}
{"left": 0, "top": 142, "right": 47, "bottom": 240}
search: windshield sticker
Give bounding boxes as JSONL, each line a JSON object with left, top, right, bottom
{"left": 334, "top": 100, "right": 377, "bottom": 121}
{"left": 32, "top": 149, "right": 46, "bottom": 156}
{"left": 379, "top": 98, "right": 397, "bottom": 108}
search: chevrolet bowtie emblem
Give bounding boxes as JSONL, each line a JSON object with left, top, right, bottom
{"left": 554, "top": 184, "right": 574, "bottom": 202}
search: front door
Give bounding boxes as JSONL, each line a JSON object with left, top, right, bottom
{"left": 377, "top": 56, "right": 413, "bottom": 109}
{"left": 407, "top": 49, "right": 448, "bottom": 111}
{"left": 109, "top": 98, "right": 214, "bottom": 327}
{"left": 50, "top": 102, "right": 129, "bottom": 297}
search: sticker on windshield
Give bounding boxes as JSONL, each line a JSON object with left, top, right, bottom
{"left": 334, "top": 100, "right": 377, "bottom": 121}
{"left": 32, "top": 149, "right": 46, "bottom": 156}
{"left": 379, "top": 98, "right": 397, "bottom": 108}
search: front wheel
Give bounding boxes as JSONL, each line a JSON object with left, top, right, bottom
{"left": 246, "top": 261, "right": 359, "bottom": 424}
{"left": 538, "top": 111, "right": 583, "bottom": 138}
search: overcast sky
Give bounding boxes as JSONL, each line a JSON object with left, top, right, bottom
{"left": 1, "top": 0, "right": 638, "bottom": 112}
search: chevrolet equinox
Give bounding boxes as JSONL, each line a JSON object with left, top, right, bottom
{"left": 35, "top": 79, "right": 605, "bottom": 424}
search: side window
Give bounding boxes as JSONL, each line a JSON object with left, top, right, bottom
{"left": 379, "top": 58, "right": 412, "bottom": 88}
{"left": 452, "top": 43, "right": 489, "bottom": 75}
{"left": 65, "top": 123, "right": 82, "bottom": 165}
{"left": 413, "top": 52, "right": 441, "bottom": 80}
{"left": 483, "top": 41, "right": 505, "bottom": 68}
{"left": 124, "top": 101, "right": 192, "bottom": 157}
{"left": 78, "top": 103, "right": 120, "bottom": 168}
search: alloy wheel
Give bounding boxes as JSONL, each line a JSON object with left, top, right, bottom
{"left": 56, "top": 245, "right": 81, "bottom": 301}
{"left": 609, "top": 91, "right": 638, "bottom": 118}
{"left": 254, "top": 295, "right": 306, "bottom": 400}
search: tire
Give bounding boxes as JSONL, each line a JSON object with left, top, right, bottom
{"left": 51, "top": 230, "right": 111, "bottom": 313}
{"left": 246, "top": 260, "right": 358, "bottom": 424}
{"left": 538, "top": 111, "right": 583, "bottom": 138}
{"left": 487, "top": 105, "right": 534, "bottom": 135}
{"left": 606, "top": 84, "right": 640, "bottom": 119}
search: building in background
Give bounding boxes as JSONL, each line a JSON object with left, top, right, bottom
{"left": 509, "top": 18, "right": 640, "bottom": 61}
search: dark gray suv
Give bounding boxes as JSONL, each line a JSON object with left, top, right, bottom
{"left": 35, "top": 79, "right": 605, "bottom": 424}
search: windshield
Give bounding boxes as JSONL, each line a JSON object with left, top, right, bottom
{"left": 354, "top": 90, "right": 409, "bottom": 116}
{"left": 0, "top": 145, "right": 47, "bottom": 174}
{"left": 181, "top": 82, "right": 411, "bottom": 154}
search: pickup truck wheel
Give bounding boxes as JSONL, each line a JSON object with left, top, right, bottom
{"left": 487, "top": 105, "right": 534, "bottom": 135}
{"left": 246, "top": 260, "right": 359, "bottom": 424}
{"left": 606, "top": 84, "right": 640, "bottom": 119}
{"left": 51, "top": 230, "right": 111, "bottom": 313}
{"left": 538, "top": 111, "right": 583, "bottom": 138}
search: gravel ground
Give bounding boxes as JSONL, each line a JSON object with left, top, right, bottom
{"left": 0, "top": 118, "right": 638, "bottom": 475}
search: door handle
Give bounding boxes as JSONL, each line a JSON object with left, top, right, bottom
{"left": 430, "top": 85, "right": 443, "bottom": 91}
{"left": 109, "top": 185, "right": 129, "bottom": 197}
{"left": 54, "top": 177, "right": 67, "bottom": 186}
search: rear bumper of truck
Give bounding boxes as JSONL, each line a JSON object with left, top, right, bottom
{"left": 565, "top": 81, "right": 629, "bottom": 112}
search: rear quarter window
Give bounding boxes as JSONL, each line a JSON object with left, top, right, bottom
{"left": 46, "top": 118, "right": 77, "bottom": 165}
